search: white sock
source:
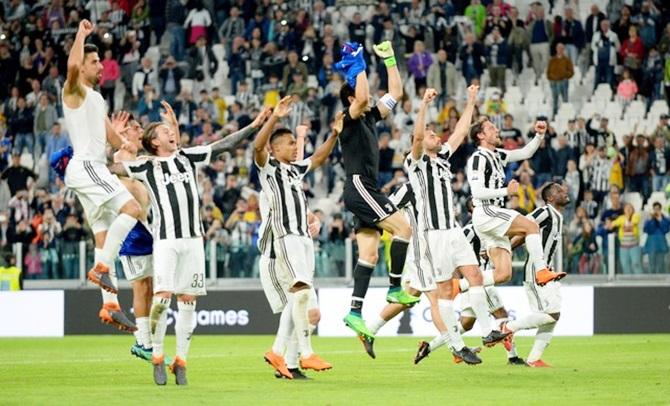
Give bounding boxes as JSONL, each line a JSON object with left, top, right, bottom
{"left": 292, "top": 289, "right": 313, "bottom": 357}
{"left": 97, "top": 248, "right": 118, "bottom": 304}
{"left": 458, "top": 278, "right": 470, "bottom": 292}
{"left": 150, "top": 296, "right": 171, "bottom": 357}
{"left": 507, "top": 312, "right": 556, "bottom": 332}
{"left": 438, "top": 299, "right": 465, "bottom": 351}
{"left": 136, "top": 316, "right": 151, "bottom": 348}
{"left": 482, "top": 269, "right": 495, "bottom": 286}
{"left": 367, "top": 315, "right": 387, "bottom": 335}
{"left": 99, "top": 213, "right": 138, "bottom": 267}
{"left": 525, "top": 233, "right": 548, "bottom": 271}
{"left": 286, "top": 330, "right": 299, "bottom": 369}
{"left": 176, "top": 301, "right": 196, "bottom": 360}
{"left": 272, "top": 296, "right": 294, "bottom": 355}
{"left": 527, "top": 322, "right": 556, "bottom": 362}
{"left": 428, "top": 332, "right": 449, "bottom": 352}
{"left": 469, "top": 286, "right": 494, "bottom": 336}
{"left": 507, "top": 341, "right": 519, "bottom": 359}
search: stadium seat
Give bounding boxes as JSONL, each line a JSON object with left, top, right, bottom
{"left": 623, "top": 192, "right": 643, "bottom": 213}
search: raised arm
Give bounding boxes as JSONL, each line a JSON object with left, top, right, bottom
{"left": 64, "top": 20, "right": 94, "bottom": 99}
{"left": 254, "top": 96, "right": 293, "bottom": 167}
{"left": 106, "top": 113, "right": 131, "bottom": 150}
{"left": 502, "top": 120, "right": 547, "bottom": 163}
{"left": 446, "top": 84, "right": 478, "bottom": 152}
{"left": 348, "top": 71, "right": 369, "bottom": 120}
{"left": 210, "top": 107, "right": 271, "bottom": 159}
{"left": 310, "top": 111, "right": 344, "bottom": 168}
{"left": 411, "top": 88, "right": 437, "bottom": 160}
{"left": 374, "top": 41, "right": 403, "bottom": 119}
{"left": 295, "top": 125, "right": 308, "bottom": 161}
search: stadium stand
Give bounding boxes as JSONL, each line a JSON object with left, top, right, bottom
{"left": 0, "top": 0, "right": 669, "bottom": 284}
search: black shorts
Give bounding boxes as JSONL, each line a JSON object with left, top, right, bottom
{"left": 343, "top": 175, "right": 397, "bottom": 233}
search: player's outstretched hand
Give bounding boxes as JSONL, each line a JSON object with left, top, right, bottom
{"left": 308, "top": 214, "right": 322, "bottom": 236}
{"left": 273, "top": 96, "right": 293, "bottom": 119}
{"left": 111, "top": 111, "right": 130, "bottom": 135}
{"left": 535, "top": 120, "right": 547, "bottom": 136}
{"left": 467, "top": 84, "right": 479, "bottom": 104}
{"left": 373, "top": 41, "right": 395, "bottom": 59}
{"left": 160, "top": 100, "right": 178, "bottom": 129}
{"left": 251, "top": 106, "right": 273, "bottom": 128}
{"left": 422, "top": 88, "right": 438, "bottom": 105}
{"left": 507, "top": 179, "right": 519, "bottom": 195}
{"left": 296, "top": 124, "right": 309, "bottom": 138}
{"left": 79, "top": 19, "right": 94, "bottom": 36}
{"left": 331, "top": 111, "right": 345, "bottom": 135}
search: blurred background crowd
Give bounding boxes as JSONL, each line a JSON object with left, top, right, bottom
{"left": 0, "top": 0, "right": 669, "bottom": 284}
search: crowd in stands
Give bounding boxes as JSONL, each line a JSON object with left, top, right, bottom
{"left": 0, "top": 0, "right": 669, "bottom": 281}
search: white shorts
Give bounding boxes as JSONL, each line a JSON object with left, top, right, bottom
{"left": 424, "top": 228, "right": 479, "bottom": 282}
{"left": 259, "top": 254, "right": 318, "bottom": 313}
{"left": 405, "top": 232, "right": 436, "bottom": 292}
{"left": 459, "top": 285, "right": 505, "bottom": 318}
{"left": 273, "top": 234, "right": 315, "bottom": 287}
{"left": 64, "top": 160, "right": 133, "bottom": 233}
{"left": 524, "top": 280, "right": 562, "bottom": 314}
{"left": 472, "top": 205, "right": 520, "bottom": 253}
{"left": 119, "top": 255, "right": 153, "bottom": 281}
{"left": 153, "top": 237, "right": 206, "bottom": 296}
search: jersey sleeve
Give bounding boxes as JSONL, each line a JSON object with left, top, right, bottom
{"left": 388, "top": 182, "right": 412, "bottom": 209}
{"left": 122, "top": 159, "right": 151, "bottom": 182}
{"left": 467, "top": 154, "right": 508, "bottom": 200}
{"left": 404, "top": 153, "right": 423, "bottom": 172}
{"left": 181, "top": 145, "right": 213, "bottom": 167}
{"left": 528, "top": 207, "right": 550, "bottom": 228}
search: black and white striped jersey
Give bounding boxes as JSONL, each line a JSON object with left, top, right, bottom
{"left": 462, "top": 222, "right": 482, "bottom": 266}
{"left": 405, "top": 144, "right": 457, "bottom": 230}
{"left": 590, "top": 157, "right": 611, "bottom": 193}
{"left": 257, "top": 190, "right": 273, "bottom": 257}
{"left": 257, "top": 157, "right": 312, "bottom": 239}
{"left": 524, "top": 204, "right": 563, "bottom": 280}
{"left": 388, "top": 182, "right": 417, "bottom": 218}
{"left": 123, "top": 145, "right": 212, "bottom": 240}
{"left": 466, "top": 147, "right": 510, "bottom": 208}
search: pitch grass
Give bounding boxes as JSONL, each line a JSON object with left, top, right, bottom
{"left": 1, "top": 335, "right": 669, "bottom": 405}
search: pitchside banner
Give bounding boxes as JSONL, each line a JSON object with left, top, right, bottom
{"left": 0, "top": 290, "right": 65, "bottom": 337}
{"left": 64, "top": 290, "right": 279, "bottom": 334}
{"left": 318, "top": 286, "right": 594, "bottom": 337}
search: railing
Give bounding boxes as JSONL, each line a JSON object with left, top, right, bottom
{"left": 9, "top": 233, "right": 669, "bottom": 289}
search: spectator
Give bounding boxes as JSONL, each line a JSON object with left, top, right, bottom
{"left": 484, "top": 90, "right": 507, "bottom": 129}
{"left": 659, "top": 22, "right": 670, "bottom": 55}
{"left": 158, "top": 56, "right": 183, "bottom": 105}
{"left": 640, "top": 46, "right": 664, "bottom": 106}
{"left": 499, "top": 113, "right": 523, "bottom": 149}
{"left": 586, "top": 115, "right": 616, "bottom": 148}
{"left": 190, "top": 35, "right": 219, "bottom": 92}
{"left": 528, "top": 3, "right": 553, "bottom": 79}
{"left": 621, "top": 25, "right": 645, "bottom": 86}
{"left": 459, "top": 31, "right": 486, "bottom": 85}
{"left": 562, "top": 6, "right": 585, "bottom": 66}
{"left": 564, "top": 118, "right": 585, "bottom": 159}
{"left": 37, "top": 208, "right": 61, "bottom": 279}
{"left": 348, "top": 12, "right": 366, "bottom": 45}
{"left": 581, "top": 189, "right": 599, "bottom": 219}
{"left": 507, "top": 6, "right": 528, "bottom": 75}
{"left": 407, "top": 41, "right": 433, "bottom": 94}
{"left": 626, "top": 134, "right": 652, "bottom": 200}
{"left": 137, "top": 85, "right": 161, "bottom": 122}
{"left": 568, "top": 221, "right": 601, "bottom": 274}
{"left": 32, "top": 94, "right": 58, "bottom": 158}
{"left": 606, "top": 203, "right": 642, "bottom": 275}
{"left": 8, "top": 97, "right": 34, "bottom": 156}
{"left": 218, "top": 6, "right": 245, "bottom": 52}
{"left": 1, "top": 154, "right": 36, "bottom": 197}
{"left": 616, "top": 69, "right": 639, "bottom": 108}
{"left": 553, "top": 135, "right": 571, "bottom": 178}
{"left": 44, "top": 123, "right": 70, "bottom": 190}
{"left": 59, "top": 213, "right": 84, "bottom": 279}
{"left": 565, "top": 159, "right": 580, "bottom": 203}
{"left": 546, "top": 42, "right": 574, "bottom": 115}
{"left": 166, "top": 0, "right": 187, "bottom": 61}
{"left": 485, "top": 27, "right": 509, "bottom": 91}
{"left": 591, "top": 146, "right": 614, "bottom": 204}
{"left": 282, "top": 51, "right": 308, "bottom": 94}
{"left": 516, "top": 171, "right": 536, "bottom": 213}
{"left": 637, "top": 1, "right": 660, "bottom": 49}
{"left": 591, "top": 19, "right": 620, "bottom": 90}
{"left": 464, "top": 0, "right": 486, "bottom": 38}
{"left": 650, "top": 136, "right": 670, "bottom": 192}
{"left": 26, "top": 80, "right": 45, "bottom": 109}
{"left": 612, "top": 5, "right": 633, "bottom": 43}
{"left": 484, "top": 5, "right": 511, "bottom": 37}
{"left": 214, "top": 174, "right": 241, "bottom": 219}
{"left": 643, "top": 202, "right": 670, "bottom": 274}
{"left": 183, "top": 0, "right": 213, "bottom": 45}
{"left": 585, "top": 4, "right": 606, "bottom": 46}
{"left": 100, "top": 49, "right": 120, "bottom": 110}
{"left": 427, "top": 49, "right": 457, "bottom": 108}
{"left": 378, "top": 133, "right": 395, "bottom": 189}
{"left": 131, "top": 56, "right": 158, "bottom": 101}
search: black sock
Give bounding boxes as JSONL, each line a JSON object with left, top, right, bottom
{"left": 389, "top": 238, "right": 409, "bottom": 288}
{"left": 350, "top": 261, "right": 375, "bottom": 314}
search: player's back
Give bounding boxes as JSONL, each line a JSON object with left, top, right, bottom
{"left": 339, "top": 107, "right": 382, "bottom": 182}
{"left": 63, "top": 86, "right": 108, "bottom": 163}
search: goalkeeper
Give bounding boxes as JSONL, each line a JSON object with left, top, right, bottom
{"left": 335, "top": 41, "right": 415, "bottom": 357}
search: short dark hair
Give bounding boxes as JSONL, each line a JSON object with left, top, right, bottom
{"left": 653, "top": 202, "right": 662, "bottom": 209}
{"left": 339, "top": 83, "right": 355, "bottom": 107}
{"left": 541, "top": 182, "right": 560, "bottom": 202}
{"left": 269, "top": 127, "right": 293, "bottom": 144}
{"left": 83, "top": 44, "right": 98, "bottom": 57}
{"left": 469, "top": 118, "right": 488, "bottom": 145}
{"left": 142, "top": 122, "right": 163, "bottom": 155}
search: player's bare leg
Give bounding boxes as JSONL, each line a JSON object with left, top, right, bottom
{"left": 92, "top": 232, "right": 137, "bottom": 332}
{"left": 169, "top": 294, "right": 196, "bottom": 385}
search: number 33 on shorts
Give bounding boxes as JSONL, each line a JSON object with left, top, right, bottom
{"left": 191, "top": 273, "right": 205, "bottom": 288}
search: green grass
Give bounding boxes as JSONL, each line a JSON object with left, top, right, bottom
{"left": 1, "top": 335, "right": 669, "bottom": 405}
